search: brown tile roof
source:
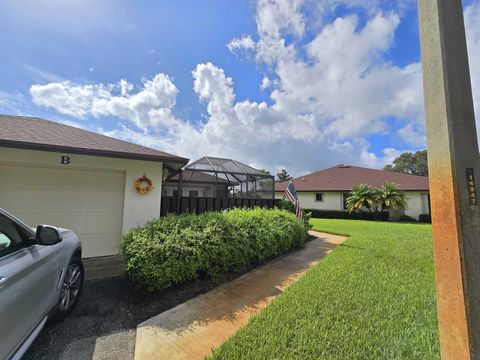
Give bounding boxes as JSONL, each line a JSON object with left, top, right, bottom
{"left": 275, "top": 165, "right": 429, "bottom": 192}
{"left": 0, "top": 115, "right": 189, "bottom": 166}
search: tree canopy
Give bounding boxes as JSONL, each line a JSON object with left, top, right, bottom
{"left": 276, "top": 168, "right": 292, "bottom": 183}
{"left": 384, "top": 150, "right": 428, "bottom": 176}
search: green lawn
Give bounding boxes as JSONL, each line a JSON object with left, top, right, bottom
{"left": 210, "top": 219, "right": 440, "bottom": 359}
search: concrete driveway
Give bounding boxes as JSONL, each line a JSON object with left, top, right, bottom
{"left": 23, "top": 274, "right": 240, "bottom": 360}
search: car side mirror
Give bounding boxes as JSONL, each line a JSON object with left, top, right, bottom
{"left": 36, "top": 225, "right": 62, "bottom": 245}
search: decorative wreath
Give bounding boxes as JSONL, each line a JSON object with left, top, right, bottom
{"left": 135, "top": 174, "right": 154, "bottom": 194}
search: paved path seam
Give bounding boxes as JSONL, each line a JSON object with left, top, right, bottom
{"left": 134, "top": 231, "right": 347, "bottom": 360}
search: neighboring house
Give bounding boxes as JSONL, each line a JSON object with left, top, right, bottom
{"left": 163, "top": 169, "right": 233, "bottom": 198}
{"left": 275, "top": 164, "right": 430, "bottom": 220}
{"left": 0, "top": 115, "right": 188, "bottom": 258}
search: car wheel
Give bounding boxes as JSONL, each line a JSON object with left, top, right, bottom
{"left": 53, "top": 257, "right": 84, "bottom": 321}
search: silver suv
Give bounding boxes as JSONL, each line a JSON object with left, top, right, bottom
{"left": 0, "top": 208, "right": 83, "bottom": 360}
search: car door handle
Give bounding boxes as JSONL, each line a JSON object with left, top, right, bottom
{"left": 0, "top": 277, "right": 7, "bottom": 289}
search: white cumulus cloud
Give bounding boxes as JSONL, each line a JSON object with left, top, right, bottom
{"left": 227, "top": 35, "right": 256, "bottom": 53}
{"left": 30, "top": 74, "right": 178, "bottom": 130}
{"left": 27, "top": 0, "right": 480, "bottom": 175}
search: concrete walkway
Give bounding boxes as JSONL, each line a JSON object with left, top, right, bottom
{"left": 134, "top": 231, "right": 347, "bottom": 360}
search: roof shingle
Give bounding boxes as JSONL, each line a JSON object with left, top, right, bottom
{"left": 0, "top": 115, "right": 188, "bottom": 166}
{"left": 275, "top": 165, "right": 429, "bottom": 192}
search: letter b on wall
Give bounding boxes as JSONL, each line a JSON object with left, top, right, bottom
{"left": 60, "top": 156, "right": 71, "bottom": 165}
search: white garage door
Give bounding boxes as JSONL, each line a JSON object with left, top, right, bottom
{"left": 0, "top": 164, "right": 125, "bottom": 258}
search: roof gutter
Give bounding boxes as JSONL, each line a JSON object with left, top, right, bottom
{"left": 0, "top": 140, "right": 189, "bottom": 168}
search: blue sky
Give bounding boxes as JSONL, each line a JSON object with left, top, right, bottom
{"left": 0, "top": 1, "right": 260, "bottom": 122}
{"left": 0, "top": 0, "right": 479, "bottom": 176}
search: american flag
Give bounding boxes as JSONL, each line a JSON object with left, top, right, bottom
{"left": 284, "top": 181, "right": 304, "bottom": 222}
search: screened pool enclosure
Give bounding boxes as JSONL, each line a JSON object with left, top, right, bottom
{"left": 161, "top": 156, "right": 276, "bottom": 215}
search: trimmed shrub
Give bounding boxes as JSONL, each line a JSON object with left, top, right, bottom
{"left": 277, "top": 198, "right": 295, "bottom": 212}
{"left": 121, "top": 208, "right": 307, "bottom": 290}
{"left": 419, "top": 213, "right": 432, "bottom": 223}
{"left": 398, "top": 215, "right": 417, "bottom": 222}
{"left": 307, "top": 209, "right": 389, "bottom": 221}
{"left": 276, "top": 199, "right": 312, "bottom": 229}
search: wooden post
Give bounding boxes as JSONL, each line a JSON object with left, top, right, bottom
{"left": 418, "top": 0, "right": 480, "bottom": 358}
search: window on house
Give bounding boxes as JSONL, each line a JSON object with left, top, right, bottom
{"left": 172, "top": 190, "right": 178, "bottom": 198}
{"left": 189, "top": 190, "right": 199, "bottom": 197}
{"left": 315, "top": 193, "right": 323, "bottom": 202}
{"left": 343, "top": 193, "right": 349, "bottom": 210}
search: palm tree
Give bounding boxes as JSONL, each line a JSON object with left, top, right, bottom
{"left": 374, "top": 182, "right": 407, "bottom": 212}
{"left": 346, "top": 184, "right": 377, "bottom": 213}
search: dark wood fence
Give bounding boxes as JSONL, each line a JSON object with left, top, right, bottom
{"left": 161, "top": 196, "right": 279, "bottom": 216}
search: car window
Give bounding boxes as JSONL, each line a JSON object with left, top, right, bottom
{"left": 0, "top": 214, "right": 29, "bottom": 258}
{"left": 0, "top": 233, "right": 11, "bottom": 250}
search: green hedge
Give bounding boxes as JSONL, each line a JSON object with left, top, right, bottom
{"left": 307, "top": 209, "right": 389, "bottom": 221}
{"left": 398, "top": 214, "right": 417, "bottom": 222}
{"left": 276, "top": 199, "right": 312, "bottom": 227}
{"left": 121, "top": 208, "right": 307, "bottom": 290}
{"left": 419, "top": 213, "right": 432, "bottom": 223}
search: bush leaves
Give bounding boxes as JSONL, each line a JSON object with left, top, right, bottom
{"left": 121, "top": 208, "right": 307, "bottom": 291}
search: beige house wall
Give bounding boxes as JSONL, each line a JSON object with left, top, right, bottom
{"left": 276, "top": 191, "right": 345, "bottom": 210}
{"left": 276, "top": 190, "right": 430, "bottom": 220}
{"left": 404, "top": 192, "right": 430, "bottom": 220}
{"left": 163, "top": 183, "right": 229, "bottom": 197}
{"left": 0, "top": 147, "right": 164, "bottom": 256}
{"left": 163, "top": 184, "right": 209, "bottom": 197}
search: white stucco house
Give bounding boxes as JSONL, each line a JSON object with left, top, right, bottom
{"left": 275, "top": 165, "right": 430, "bottom": 220}
{"left": 0, "top": 115, "right": 188, "bottom": 258}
